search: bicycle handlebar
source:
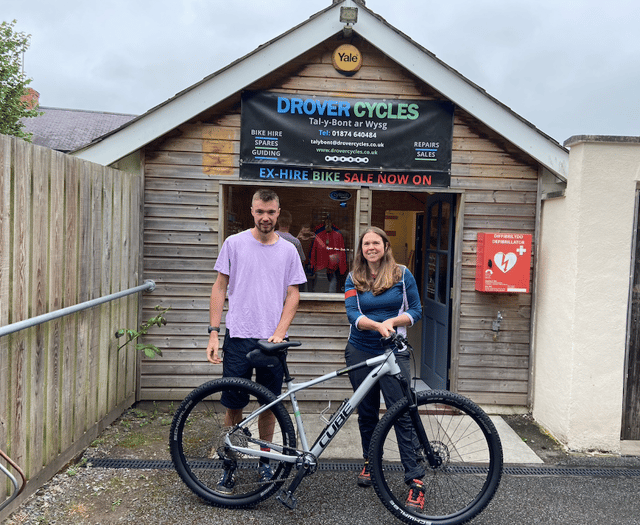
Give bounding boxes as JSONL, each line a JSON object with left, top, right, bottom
{"left": 380, "top": 332, "right": 410, "bottom": 352}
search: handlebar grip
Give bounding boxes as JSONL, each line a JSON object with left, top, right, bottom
{"left": 381, "top": 332, "right": 409, "bottom": 350}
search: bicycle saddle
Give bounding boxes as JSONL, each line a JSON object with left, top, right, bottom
{"left": 255, "top": 339, "right": 301, "bottom": 355}
{"left": 246, "top": 340, "right": 301, "bottom": 368}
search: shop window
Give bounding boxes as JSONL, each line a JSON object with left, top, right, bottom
{"left": 223, "top": 185, "right": 355, "bottom": 294}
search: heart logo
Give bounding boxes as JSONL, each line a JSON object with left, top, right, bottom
{"left": 494, "top": 252, "right": 517, "bottom": 273}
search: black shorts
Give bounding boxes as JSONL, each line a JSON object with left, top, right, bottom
{"left": 220, "top": 332, "right": 284, "bottom": 410}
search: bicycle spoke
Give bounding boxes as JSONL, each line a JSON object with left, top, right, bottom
{"left": 170, "top": 377, "right": 296, "bottom": 508}
{"left": 370, "top": 391, "right": 503, "bottom": 524}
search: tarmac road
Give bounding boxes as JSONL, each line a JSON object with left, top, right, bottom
{"left": 9, "top": 464, "right": 640, "bottom": 525}
{"left": 5, "top": 407, "right": 640, "bottom": 524}
{"left": 153, "top": 468, "right": 640, "bottom": 525}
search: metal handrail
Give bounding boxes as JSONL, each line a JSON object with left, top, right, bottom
{"left": 0, "top": 280, "right": 156, "bottom": 338}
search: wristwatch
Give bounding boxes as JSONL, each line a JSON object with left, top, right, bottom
{"left": 208, "top": 326, "right": 220, "bottom": 334}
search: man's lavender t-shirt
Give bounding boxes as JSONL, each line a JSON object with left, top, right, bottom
{"left": 214, "top": 229, "right": 307, "bottom": 339}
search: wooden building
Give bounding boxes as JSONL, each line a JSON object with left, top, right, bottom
{"left": 76, "top": 0, "right": 568, "bottom": 408}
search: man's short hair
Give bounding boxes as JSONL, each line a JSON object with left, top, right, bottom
{"left": 252, "top": 188, "right": 279, "bottom": 205}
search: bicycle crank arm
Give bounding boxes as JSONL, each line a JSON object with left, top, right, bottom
{"left": 276, "top": 460, "right": 313, "bottom": 509}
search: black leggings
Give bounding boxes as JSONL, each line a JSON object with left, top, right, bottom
{"left": 345, "top": 342, "right": 425, "bottom": 483}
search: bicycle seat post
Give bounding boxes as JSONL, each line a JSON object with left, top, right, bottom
{"left": 279, "top": 352, "right": 293, "bottom": 383}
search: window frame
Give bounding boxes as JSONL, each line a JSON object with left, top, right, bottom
{"left": 218, "top": 180, "right": 361, "bottom": 301}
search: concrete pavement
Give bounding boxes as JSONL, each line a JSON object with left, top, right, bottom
{"left": 302, "top": 412, "right": 543, "bottom": 464}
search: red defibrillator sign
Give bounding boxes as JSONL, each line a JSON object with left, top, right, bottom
{"left": 475, "top": 232, "right": 532, "bottom": 293}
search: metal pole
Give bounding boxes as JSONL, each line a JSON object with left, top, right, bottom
{"left": 0, "top": 449, "right": 25, "bottom": 512}
{"left": 0, "top": 280, "right": 156, "bottom": 338}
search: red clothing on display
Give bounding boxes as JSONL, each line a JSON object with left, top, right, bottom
{"left": 310, "top": 229, "right": 347, "bottom": 274}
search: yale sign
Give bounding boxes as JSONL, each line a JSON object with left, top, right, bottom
{"left": 332, "top": 44, "right": 362, "bottom": 73}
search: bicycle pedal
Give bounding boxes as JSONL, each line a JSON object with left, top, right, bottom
{"left": 276, "top": 489, "right": 298, "bottom": 510}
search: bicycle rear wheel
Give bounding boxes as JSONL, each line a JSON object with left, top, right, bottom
{"left": 169, "top": 377, "right": 296, "bottom": 508}
{"left": 369, "top": 390, "right": 503, "bottom": 525}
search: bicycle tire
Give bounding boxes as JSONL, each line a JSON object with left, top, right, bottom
{"left": 369, "top": 390, "right": 503, "bottom": 525}
{"left": 170, "top": 377, "right": 296, "bottom": 508}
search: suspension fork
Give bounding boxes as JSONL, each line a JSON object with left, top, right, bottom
{"left": 396, "top": 374, "right": 442, "bottom": 468}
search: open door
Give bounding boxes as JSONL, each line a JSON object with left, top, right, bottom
{"left": 420, "top": 194, "right": 455, "bottom": 389}
{"left": 623, "top": 191, "right": 640, "bottom": 440}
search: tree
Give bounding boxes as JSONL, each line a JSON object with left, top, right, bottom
{"left": 0, "top": 20, "right": 41, "bottom": 141}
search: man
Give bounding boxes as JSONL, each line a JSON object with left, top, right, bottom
{"left": 206, "top": 188, "right": 306, "bottom": 492}
{"left": 276, "top": 209, "right": 305, "bottom": 263}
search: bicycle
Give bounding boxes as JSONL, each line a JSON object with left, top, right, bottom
{"left": 170, "top": 333, "right": 503, "bottom": 525}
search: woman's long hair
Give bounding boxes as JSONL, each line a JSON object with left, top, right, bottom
{"left": 351, "top": 227, "right": 402, "bottom": 295}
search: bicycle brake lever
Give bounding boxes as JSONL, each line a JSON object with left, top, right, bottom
{"left": 381, "top": 333, "right": 407, "bottom": 351}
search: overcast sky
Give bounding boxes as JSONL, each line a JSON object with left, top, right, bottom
{"left": 5, "top": 0, "right": 640, "bottom": 144}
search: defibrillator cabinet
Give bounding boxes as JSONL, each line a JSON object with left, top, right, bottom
{"left": 475, "top": 232, "right": 532, "bottom": 293}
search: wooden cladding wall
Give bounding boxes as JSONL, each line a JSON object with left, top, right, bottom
{"left": 0, "top": 136, "right": 143, "bottom": 515}
{"left": 140, "top": 36, "right": 537, "bottom": 406}
{"left": 453, "top": 120, "right": 537, "bottom": 406}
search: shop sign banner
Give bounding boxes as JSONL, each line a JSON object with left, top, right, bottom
{"left": 240, "top": 91, "right": 453, "bottom": 187}
{"left": 240, "top": 164, "right": 450, "bottom": 188}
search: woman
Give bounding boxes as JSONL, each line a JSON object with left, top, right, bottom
{"left": 344, "top": 226, "right": 426, "bottom": 510}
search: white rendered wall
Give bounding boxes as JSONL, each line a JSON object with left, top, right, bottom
{"left": 533, "top": 137, "right": 640, "bottom": 452}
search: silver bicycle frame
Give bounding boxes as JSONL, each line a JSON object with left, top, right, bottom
{"left": 225, "top": 349, "right": 403, "bottom": 463}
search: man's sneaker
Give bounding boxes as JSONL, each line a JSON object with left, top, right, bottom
{"left": 216, "top": 469, "right": 235, "bottom": 494}
{"left": 357, "top": 460, "right": 372, "bottom": 487}
{"left": 258, "top": 463, "right": 274, "bottom": 483}
{"left": 406, "top": 479, "right": 425, "bottom": 511}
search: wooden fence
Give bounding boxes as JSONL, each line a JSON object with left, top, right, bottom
{"left": 0, "top": 135, "right": 144, "bottom": 518}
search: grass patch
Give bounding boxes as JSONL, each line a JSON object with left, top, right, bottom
{"left": 118, "top": 433, "right": 148, "bottom": 449}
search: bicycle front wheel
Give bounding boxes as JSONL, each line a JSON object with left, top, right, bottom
{"left": 169, "top": 377, "right": 296, "bottom": 508}
{"left": 369, "top": 390, "right": 503, "bottom": 525}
